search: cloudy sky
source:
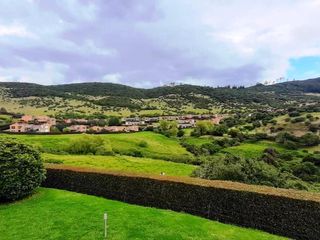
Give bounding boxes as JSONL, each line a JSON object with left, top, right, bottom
{"left": 0, "top": 0, "right": 320, "bottom": 88}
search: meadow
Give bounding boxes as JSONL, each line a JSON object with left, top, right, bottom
{"left": 1, "top": 132, "right": 193, "bottom": 162}
{"left": 43, "top": 153, "right": 196, "bottom": 176}
{"left": 223, "top": 141, "right": 286, "bottom": 159}
{"left": 0, "top": 188, "right": 287, "bottom": 240}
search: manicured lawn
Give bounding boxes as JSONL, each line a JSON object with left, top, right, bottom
{"left": 0, "top": 188, "right": 287, "bottom": 240}
{"left": 0, "top": 132, "right": 192, "bottom": 161}
{"left": 43, "top": 153, "right": 196, "bottom": 177}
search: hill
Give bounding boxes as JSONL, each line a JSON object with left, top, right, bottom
{"left": 0, "top": 78, "right": 319, "bottom": 116}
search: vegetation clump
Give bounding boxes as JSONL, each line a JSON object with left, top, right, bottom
{"left": 0, "top": 138, "right": 46, "bottom": 202}
{"left": 65, "top": 135, "right": 114, "bottom": 155}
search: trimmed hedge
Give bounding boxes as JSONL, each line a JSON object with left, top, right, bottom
{"left": 43, "top": 165, "right": 320, "bottom": 240}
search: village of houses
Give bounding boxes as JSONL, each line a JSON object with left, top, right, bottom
{"left": 8, "top": 114, "right": 223, "bottom": 134}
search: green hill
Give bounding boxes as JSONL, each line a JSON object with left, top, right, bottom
{"left": 0, "top": 78, "right": 319, "bottom": 116}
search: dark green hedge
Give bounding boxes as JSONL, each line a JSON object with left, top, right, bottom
{"left": 43, "top": 167, "right": 320, "bottom": 240}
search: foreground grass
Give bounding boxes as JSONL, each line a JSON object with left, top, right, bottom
{"left": 1, "top": 132, "right": 192, "bottom": 161}
{"left": 43, "top": 153, "right": 196, "bottom": 177}
{"left": 0, "top": 188, "right": 286, "bottom": 240}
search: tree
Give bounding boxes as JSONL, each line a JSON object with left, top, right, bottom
{"left": 192, "top": 121, "right": 213, "bottom": 136}
{"left": 177, "top": 129, "right": 185, "bottom": 137}
{"left": 210, "top": 124, "right": 228, "bottom": 136}
{"left": 299, "top": 133, "right": 319, "bottom": 147}
{"left": 0, "top": 138, "right": 46, "bottom": 202}
{"left": 0, "top": 107, "right": 7, "bottom": 113}
{"left": 158, "top": 120, "right": 178, "bottom": 137}
{"left": 66, "top": 135, "right": 114, "bottom": 155}
{"left": 108, "top": 116, "right": 121, "bottom": 126}
{"left": 193, "top": 155, "right": 287, "bottom": 188}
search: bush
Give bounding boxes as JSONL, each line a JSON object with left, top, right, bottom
{"left": 299, "top": 133, "right": 319, "bottom": 147}
{"left": 138, "top": 140, "right": 148, "bottom": 148}
{"left": 158, "top": 120, "right": 178, "bottom": 137}
{"left": 177, "top": 129, "right": 185, "bottom": 137}
{"left": 193, "top": 155, "right": 286, "bottom": 188}
{"left": 65, "top": 135, "right": 114, "bottom": 155}
{"left": 0, "top": 138, "right": 46, "bottom": 202}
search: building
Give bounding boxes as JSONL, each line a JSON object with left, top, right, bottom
{"left": 90, "top": 126, "right": 104, "bottom": 132}
{"left": 21, "top": 115, "right": 33, "bottom": 122}
{"left": 211, "top": 115, "right": 224, "bottom": 124}
{"left": 9, "top": 123, "right": 51, "bottom": 133}
{"left": 178, "top": 119, "right": 196, "bottom": 129}
{"left": 20, "top": 115, "right": 56, "bottom": 125}
{"left": 69, "top": 125, "right": 87, "bottom": 133}
{"left": 104, "top": 125, "right": 139, "bottom": 133}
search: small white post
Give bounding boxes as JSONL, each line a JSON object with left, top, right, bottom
{"left": 104, "top": 212, "right": 108, "bottom": 239}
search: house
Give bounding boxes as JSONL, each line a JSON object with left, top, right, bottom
{"left": 104, "top": 126, "right": 126, "bottom": 132}
{"left": 20, "top": 115, "right": 56, "bottom": 125}
{"left": 162, "top": 115, "right": 179, "bottom": 121}
{"left": 21, "top": 115, "right": 33, "bottom": 122}
{"left": 178, "top": 119, "right": 196, "bottom": 129}
{"left": 143, "top": 117, "right": 160, "bottom": 123}
{"left": 211, "top": 115, "right": 224, "bottom": 124}
{"left": 104, "top": 125, "right": 139, "bottom": 133}
{"left": 125, "top": 125, "right": 139, "bottom": 132}
{"left": 124, "top": 120, "right": 145, "bottom": 126}
{"left": 90, "top": 126, "right": 104, "bottom": 132}
{"left": 69, "top": 125, "right": 87, "bottom": 133}
{"left": 10, "top": 123, "right": 29, "bottom": 133}
{"left": 9, "top": 123, "right": 51, "bottom": 133}
{"left": 35, "top": 116, "right": 56, "bottom": 125}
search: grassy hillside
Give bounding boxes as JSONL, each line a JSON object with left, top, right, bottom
{"left": 0, "top": 132, "right": 193, "bottom": 162}
{"left": 0, "top": 188, "right": 286, "bottom": 240}
{"left": 1, "top": 78, "right": 319, "bottom": 115}
{"left": 43, "top": 153, "right": 196, "bottom": 177}
{"left": 253, "top": 112, "right": 320, "bottom": 137}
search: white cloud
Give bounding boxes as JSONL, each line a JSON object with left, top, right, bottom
{"left": 0, "top": 24, "right": 34, "bottom": 38}
{"left": 0, "top": 61, "right": 67, "bottom": 85}
{"left": 102, "top": 73, "right": 122, "bottom": 83}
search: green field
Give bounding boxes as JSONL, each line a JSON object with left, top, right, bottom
{"left": 43, "top": 153, "right": 196, "bottom": 177}
{"left": 0, "top": 132, "right": 192, "bottom": 161}
{"left": 0, "top": 188, "right": 286, "bottom": 240}
{"left": 223, "top": 141, "right": 286, "bottom": 159}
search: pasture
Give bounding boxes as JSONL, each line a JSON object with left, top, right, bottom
{"left": 43, "top": 153, "right": 196, "bottom": 176}
{"left": 0, "top": 132, "right": 193, "bottom": 162}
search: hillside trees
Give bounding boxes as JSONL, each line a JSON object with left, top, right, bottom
{"left": 158, "top": 120, "right": 178, "bottom": 137}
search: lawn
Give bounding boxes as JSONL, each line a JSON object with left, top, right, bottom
{"left": 0, "top": 188, "right": 287, "bottom": 240}
{"left": 43, "top": 153, "right": 196, "bottom": 177}
{"left": 0, "top": 132, "right": 192, "bottom": 161}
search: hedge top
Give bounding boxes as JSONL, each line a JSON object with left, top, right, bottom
{"left": 46, "top": 164, "right": 320, "bottom": 203}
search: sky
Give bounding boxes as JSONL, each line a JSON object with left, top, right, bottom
{"left": 0, "top": 0, "right": 320, "bottom": 88}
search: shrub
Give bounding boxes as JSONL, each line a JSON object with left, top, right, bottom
{"left": 299, "top": 133, "right": 319, "bottom": 147}
{"left": 65, "top": 135, "right": 114, "bottom": 155}
{"left": 158, "top": 120, "right": 178, "bottom": 137}
{"left": 177, "top": 129, "right": 185, "bottom": 137}
{"left": 303, "top": 154, "right": 320, "bottom": 166}
{"left": 0, "top": 138, "right": 46, "bottom": 202}
{"left": 210, "top": 124, "right": 228, "bottom": 136}
{"left": 193, "top": 155, "right": 286, "bottom": 188}
{"left": 138, "top": 140, "right": 148, "bottom": 148}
